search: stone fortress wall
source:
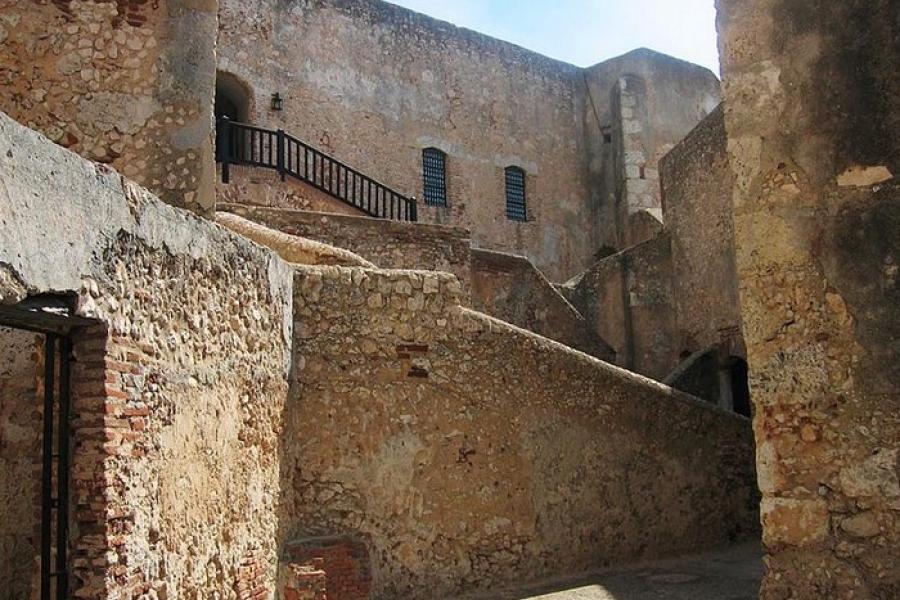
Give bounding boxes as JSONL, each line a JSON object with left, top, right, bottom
{"left": 218, "top": 202, "right": 616, "bottom": 361}
{"left": 0, "top": 0, "right": 218, "bottom": 213}
{"left": 2, "top": 0, "right": 895, "bottom": 598}
{"left": 282, "top": 263, "right": 758, "bottom": 599}
{"left": 661, "top": 104, "right": 743, "bottom": 362}
{"left": 0, "top": 0, "right": 735, "bottom": 386}
{"left": 216, "top": 0, "right": 721, "bottom": 282}
{"left": 0, "top": 109, "right": 759, "bottom": 599}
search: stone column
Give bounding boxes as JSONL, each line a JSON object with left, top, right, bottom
{"left": 716, "top": 0, "right": 900, "bottom": 597}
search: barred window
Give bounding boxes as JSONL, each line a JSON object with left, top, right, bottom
{"left": 422, "top": 148, "right": 447, "bottom": 206}
{"left": 505, "top": 166, "right": 527, "bottom": 221}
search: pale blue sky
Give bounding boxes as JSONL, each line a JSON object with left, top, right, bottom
{"left": 387, "top": 0, "right": 721, "bottom": 74}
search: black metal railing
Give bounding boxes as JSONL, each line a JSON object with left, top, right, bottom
{"left": 216, "top": 118, "right": 417, "bottom": 222}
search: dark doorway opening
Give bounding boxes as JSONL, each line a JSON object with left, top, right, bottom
{"left": 215, "top": 71, "right": 252, "bottom": 123}
{"left": 728, "top": 357, "right": 752, "bottom": 418}
{"left": 0, "top": 298, "right": 88, "bottom": 600}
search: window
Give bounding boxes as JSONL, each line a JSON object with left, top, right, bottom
{"left": 505, "top": 166, "right": 527, "bottom": 221}
{"left": 422, "top": 148, "right": 447, "bottom": 206}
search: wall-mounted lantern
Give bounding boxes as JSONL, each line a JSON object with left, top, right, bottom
{"left": 270, "top": 92, "right": 284, "bottom": 112}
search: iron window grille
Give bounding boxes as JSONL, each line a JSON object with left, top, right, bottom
{"left": 505, "top": 166, "right": 527, "bottom": 221}
{"left": 422, "top": 148, "right": 447, "bottom": 206}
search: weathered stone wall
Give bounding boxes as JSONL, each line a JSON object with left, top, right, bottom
{"left": 716, "top": 0, "right": 900, "bottom": 597}
{"left": 220, "top": 203, "right": 473, "bottom": 295}
{"left": 0, "top": 112, "right": 293, "bottom": 598}
{"left": 217, "top": 165, "right": 369, "bottom": 217}
{"left": 218, "top": 0, "right": 596, "bottom": 282}
{"left": 661, "top": 104, "right": 744, "bottom": 362}
{"left": 565, "top": 234, "right": 677, "bottom": 380}
{"left": 283, "top": 263, "right": 759, "bottom": 599}
{"left": 582, "top": 49, "right": 723, "bottom": 249}
{"left": 215, "top": 2, "right": 726, "bottom": 280}
{"left": 470, "top": 248, "right": 615, "bottom": 362}
{"left": 0, "top": 0, "right": 217, "bottom": 213}
{"left": 219, "top": 204, "right": 617, "bottom": 361}
{"left": 0, "top": 327, "right": 42, "bottom": 598}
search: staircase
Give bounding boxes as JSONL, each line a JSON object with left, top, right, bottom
{"left": 215, "top": 118, "right": 418, "bottom": 222}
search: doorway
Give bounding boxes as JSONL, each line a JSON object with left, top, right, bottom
{"left": 0, "top": 298, "right": 88, "bottom": 599}
{"left": 215, "top": 70, "right": 253, "bottom": 123}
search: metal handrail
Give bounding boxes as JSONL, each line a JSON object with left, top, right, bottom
{"left": 216, "top": 118, "right": 418, "bottom": 222}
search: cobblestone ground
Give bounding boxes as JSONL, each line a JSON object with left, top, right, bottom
{"left": 463, "top": 543, "right": 762, "bottom": 600}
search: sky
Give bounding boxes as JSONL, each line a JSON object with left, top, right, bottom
{"left": 386, "top": 0, "right": 721, "bottom": 74}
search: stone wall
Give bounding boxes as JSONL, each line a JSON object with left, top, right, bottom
{"left": 0, "top": 112, "right": 293, "bottom": 598}
{"left": 660, "top": 104, "right": 744, "bottom": 362}
{"left": 218, "top": 0, "right": 594, "bottom": 282}
{"left": 564, "top": 234, "right": 677, "bottom": 380}
{"left": 216, "top": 1, "right": 725, "bottom": 280}
{"left": 216, "top": 1, "right": 727, "bottom": 280}
{"left": 582, "top": 49, "right": 723, "bottom": 249}
{"left": 0, "top": 0, "right": 217, "bottom": 213}
{"left": 0, "top": 327, "right": 42, "bottom": 598}
{"left": 217, "top": 165, "right": 369, "bottom": 217}
{"left": 220, "top": 204, "right": 618, "bottom": 361}
{"left": 471, "top": 248, "right": 615, "bottom": 362}
{"left": 282, "top": 263, "right": 759, "bottom": 599}
{"left": 716, "top": 0, "right": 900, "bottom": 597}
{"left": 220, "top": 203, "right": 473, "bottom": 295}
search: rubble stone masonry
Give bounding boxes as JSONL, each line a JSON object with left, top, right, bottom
{"left": 0, "top": 112, "right": 293, "bottom": 598}
{"left": 282, "top": 263, "right": 759, "bottom": 599}
{"left": 716, "top": 0, "right": 900, "bottom": 597}
{"left": 0, "top": 0, "right": 217, "bottom": 213}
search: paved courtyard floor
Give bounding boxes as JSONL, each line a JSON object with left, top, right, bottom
{"left": 467, "top": 542, "right": 762, "bottom": 600}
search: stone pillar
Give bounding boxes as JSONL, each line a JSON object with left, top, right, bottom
{"left": 716, "top": 0, "right": 900, "bottom": 597}
{"left": 613, "top": 75, "right": 664, "bottom": 248}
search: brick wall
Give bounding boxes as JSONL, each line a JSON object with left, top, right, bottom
{"left": 286, "top": 537, "right": 371, "bottom": 600}
{"left": 281, "top": 562, "right": 327, "bottom": 600}
{"left": 68, "top": 325, "right": 141, "bottom": 597}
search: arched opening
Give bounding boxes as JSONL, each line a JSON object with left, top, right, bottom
{"left": 728, "top": 357, "right": 752, "bottom": 418}
{"left": 215, "top": 71, "right": 252, "bottom": 123}
{"left": 718, "top": 356, "right": 751, "bottom": 418}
